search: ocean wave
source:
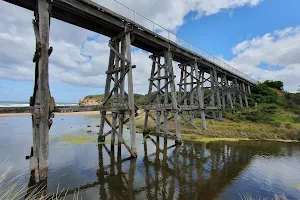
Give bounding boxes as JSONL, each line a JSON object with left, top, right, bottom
{"left": 0, "top": 104, "right": 29, "bottom": 107}
{"left": 0, "top": 103, "right": 78, "bottom": 107}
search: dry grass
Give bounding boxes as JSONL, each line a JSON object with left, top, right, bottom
{"left": 0, "top": 164, "right": 81, "bottom": 200}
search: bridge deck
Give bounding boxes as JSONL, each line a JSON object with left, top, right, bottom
{"left": 3, "top": 0, "right": 255, "bottom": 84}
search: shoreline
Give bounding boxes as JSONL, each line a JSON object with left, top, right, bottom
{"left": 1, "top": 111, "right": 299, "bottom": 143}
{"left": 181, "top": 134, "right": 300, "bottom": 143}
{"left": 0, "top": 111, "right": 101, "bottom": 117}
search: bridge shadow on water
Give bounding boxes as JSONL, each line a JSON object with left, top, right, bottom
{"left": 25, "top": 133, "right": 298, "bottom": 200}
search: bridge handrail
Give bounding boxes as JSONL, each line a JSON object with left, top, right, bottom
{"left": 94, "top": 0, "right": 257, "bottom": 84}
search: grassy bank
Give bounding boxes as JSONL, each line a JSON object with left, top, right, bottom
{"left": 133, "top": 111, "right": 300, "bottom": 142}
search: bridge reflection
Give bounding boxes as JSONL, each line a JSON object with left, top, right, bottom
{"left": 27, "top": 138, "right": 284, "bottom": 199}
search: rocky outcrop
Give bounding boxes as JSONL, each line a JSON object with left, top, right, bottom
{"left": 79, "top": 95, "right": 103, "bottom": 105}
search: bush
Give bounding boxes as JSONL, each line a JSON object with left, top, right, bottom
{"left": 249, "top": 83, "right": 278, "bottom": 104}
{"left": 264, "top": 80, "right": 284, "bottom": 90}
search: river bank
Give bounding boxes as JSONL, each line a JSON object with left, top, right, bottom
{"left": 133, "top": 111, "right": 300, "bottom": 142}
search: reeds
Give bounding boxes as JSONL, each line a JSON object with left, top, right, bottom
{"left": 0, "top": 162, "right": 81, "bottom": 200}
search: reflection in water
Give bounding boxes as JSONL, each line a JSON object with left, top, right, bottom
{"left": 43, "top": 137, "right": 300, "bottom": 200}
{"left": 1, "top": 116, "right": 300, "bottom": 199}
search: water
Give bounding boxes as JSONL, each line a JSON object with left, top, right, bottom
{"left": 0, "top": 101, "right": 77, "bottom": 107}
{"left": 0, "top": 115, "right": 300, "bottom": 199}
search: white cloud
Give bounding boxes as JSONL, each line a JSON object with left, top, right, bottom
{"left": 0, "top": 0, "right": 263, "bottom": 96}
{"left": 229, "top": 26, "right": 300, "bottom": 92}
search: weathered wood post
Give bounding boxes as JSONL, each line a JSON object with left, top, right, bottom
{"left": 165, "top": 51, "right": 181, "bottom": 143}
{"left": 209, "top": 70, "right": 216, "bottom": 118}
{"left": 194, "top": 62, "right": 207, "bottom": 130}
{"left": 235, "top": 79, "right": 243, "bottom": 108}
{"left": 163, "top": 51, "right": 169, "bottom": 138}
{"left": 242, "top": 82, "right": 249, "bottom": 108}
{"left": 125, "top": 27, "right": 137, "bottom": 156}
{"left": 29, "top": 0, "right": 52, "bottom": 182}
{"left": 213, "top": 69, "right": 222, "bottom": 119}
{"left": 143, "top": 57, "right": 156, "bottom": 135}
{"left": 224, "top": 75, "right": 234, "bottom": 110}
{"left": 247, "top": 84, "right": 251, "bottom": 94}
{"left": 221, "top": 76, "right": 226, "bottom": 110}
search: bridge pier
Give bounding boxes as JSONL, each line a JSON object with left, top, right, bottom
{"left": 28, "top": 0, "right": 53, "bottom": 183}
{"left": 143, "top": 51, "right": 181, "bottom": 143}
{"left": 98, "top": 26, "right": 137, "bottom": 157}
{"left": 242, "top": 82, "right": 249, "bottom": 108}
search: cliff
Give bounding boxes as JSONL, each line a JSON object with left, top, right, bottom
{"left": 79, "top": 95, "right": 104, "bottom": 105}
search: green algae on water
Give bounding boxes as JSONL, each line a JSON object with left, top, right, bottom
{"left": 182, "top": 134, "right": 250, "bottom": 143}
{"left": 56, "top": 132, "right": 131, "bottom": 145}
{"left": 58, "top": 133, "right": 97, "bottom": 145}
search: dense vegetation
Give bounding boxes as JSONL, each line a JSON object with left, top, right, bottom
{"left": 225, "top": 81, "right": 300, "bottom": 128}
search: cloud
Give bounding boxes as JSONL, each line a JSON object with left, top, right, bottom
{"left": 0, "top": 0, "right": 263, "bottom": 96}
{"left": 229, "top": 26, "right": 300, "bottom": 92}
{"left": 108, "top": 0, "right": 262, "bottom": 30}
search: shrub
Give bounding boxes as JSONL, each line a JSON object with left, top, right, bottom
{"left": 264, "top": 80, "right": 284, "bottom": 91}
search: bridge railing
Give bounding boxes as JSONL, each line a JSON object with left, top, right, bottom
{"left": 94, "top": 0, "right": 257, "bottom": 84}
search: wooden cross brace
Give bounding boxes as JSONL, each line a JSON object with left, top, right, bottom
{"left": 101, "top": 112, "right": 137, "bottom": 157}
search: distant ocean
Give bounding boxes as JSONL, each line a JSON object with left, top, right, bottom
{"left": 0, "top": 101, "right": 78, "bottom": 107}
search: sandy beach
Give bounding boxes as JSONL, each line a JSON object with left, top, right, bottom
{"left": 0, "top": 111, "right": 101, "bottom": 117}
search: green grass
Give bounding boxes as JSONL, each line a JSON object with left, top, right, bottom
{"left": 133, "top": 110, "right": 300, "bottom": 142}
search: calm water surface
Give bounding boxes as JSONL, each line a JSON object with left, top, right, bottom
{"left": 0, "top": 115, "right": 300, "bottom": 199}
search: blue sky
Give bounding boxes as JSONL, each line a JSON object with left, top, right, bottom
{"left": 0, "top": 0, "right": 299, "bottom": 103}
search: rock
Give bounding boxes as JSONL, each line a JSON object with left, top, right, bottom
{"left": 79, "top": 95, "right": 103, "bottom": 105}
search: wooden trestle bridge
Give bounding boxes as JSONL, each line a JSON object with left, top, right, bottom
{"left": 1, "top": 0, "right": 257, "bottom": 183}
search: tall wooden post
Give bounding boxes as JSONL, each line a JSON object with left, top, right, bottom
{"left": 224, "top": 75, "right": 234, "bottom": 110}
{"left": 242, "top": 83, "right": 249, "bottom": 108}
{"left": 163, "top": 52, "right": 169, "bottom": 138}
{"left": 210, "top": 70, "right": 216, "bottom": 119}
{"left": 194, "top": 62, "right": 206, "bottom": 130}
{"left": 143, "top": 58, "right": 155, "bottom": 135}
{"left": 165, "top": 51, "right": 181, "bottom": 143}
{"left": 238, "top": 82, "right": 244, "bottom": 108}
{"left": 235, "top": 79, "right": 243, "bottom": 108}
{"left": 213, "top": 69, "right": 222, "bottom": 119}
{"left": 125, "top": 28, "right": 137, "bottom": 155}
{"left": 247, "top": 84, "right": 251, "bottom": 94}
{"left": 98, "top": 42, "right": 115, "bottom": 142}
{"left": 30, "top": 0, "right": 52, "bottom": 182}
{"left": 221, "top": 76, "right": 226, "bottom": 110}
{"left": 156, "top": 57, "right": 162, "bottom": 137}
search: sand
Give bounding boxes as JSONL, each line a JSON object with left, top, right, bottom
{"left": 0, "top": 111, "right": 101, "bottom": 117}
